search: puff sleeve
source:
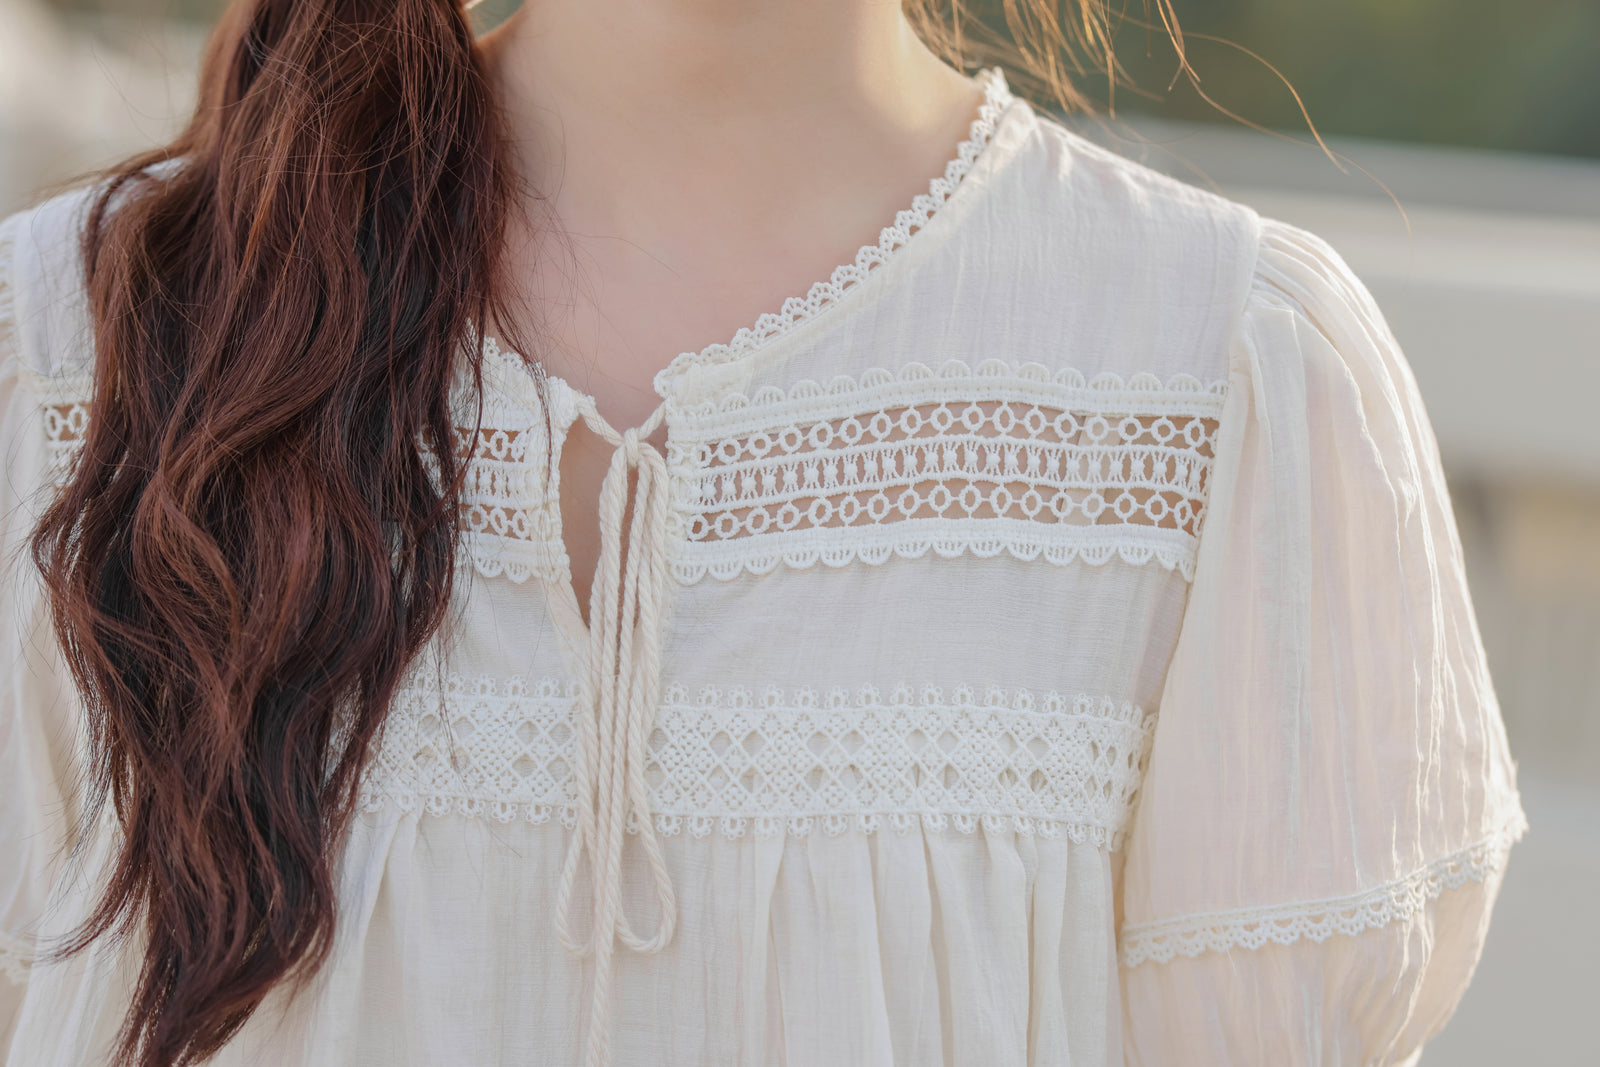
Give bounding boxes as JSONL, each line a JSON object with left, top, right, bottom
{"left": 0, "top": 201, "right": 92, "bottom": 1046}
{"left": 1116, "top": 216, "right": 1527, "bottom": 1065}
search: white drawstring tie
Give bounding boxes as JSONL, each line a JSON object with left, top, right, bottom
{"left": 553, "top": 400, "right": 679, "bottom": 1067}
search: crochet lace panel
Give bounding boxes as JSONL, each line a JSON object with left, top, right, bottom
{"left": 37, "top": 353, "right": 1225, "bottom": 590}
{"left": 39, "top": 382, "right": 571, "bottom": 587}
{"left": 37, "top": 376, "right": 93, "bottom": 484}
{"left": 33, "top": 337, "right": 569, "bottom": 585}
{"left": 426, "top": 420, "right": 568, "bottom": 587}
{"left": 665, "top": 360, "right": 1226, "bottom": 582}
{"left": 424, "top": 336, "right": 574, "bottom": 585}
{"left": 41, "top": 354, "right": 1226, "bottom": 587}
{"left": 1117, "top": 811, "right": 1529, "bottom": 967}
{"left": 358, "top": 672, "right": 1156, "bottom": 846}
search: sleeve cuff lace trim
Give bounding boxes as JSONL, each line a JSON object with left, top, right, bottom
{"left": 1118, "top": 809, "right": 1528, "bottom": 968}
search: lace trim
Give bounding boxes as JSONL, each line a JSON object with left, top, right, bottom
{"left": 667, "top": 360, "right": 1225, "bottom": 583}
{"left": 41, "top": 384, "right": 576, "bottom": 589}
{"left": 0, "top": 928, "right": 31, "bottom": 984}
{"left": 31, "top": 368, "right": 95, "bottom": 484}
{"left": 39, "top": 371, "right": 1219, "bottom": 588}
{"left": 359, "top": 674, "right": 1156, "bottom": 845}
{"left": 1117, "top": 812, "right": 1529, "bottom": 968}
{"left": 38, "top": 371, "right": 572, "bottom": 589}
{"left": 31, "top": 343, "right": 573, "bottom": 588}
{"left": 429, "top": 347, "right": 575, "bottom": 585}
{"left": 446, "top": 357, "right": 1226, "bottom": 587}
{"left": 671, "top": 522, "right": 1201, "bottom": 583}
{"left": 450, "top": 427, "right": 567, "bottom": 586}
{"left": 649, "top": 67, "right": 1016, "bottom": 395}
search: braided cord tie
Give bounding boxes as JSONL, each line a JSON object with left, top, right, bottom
{"left": 552, "top": 400, "right": 679, "bottom": 1067}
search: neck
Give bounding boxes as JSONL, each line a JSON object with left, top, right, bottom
{"left": 473, "top": 1, "right": 988, "bottom": 436}
{"left": 478, "top": 0, "right": 979, "bottom": 222}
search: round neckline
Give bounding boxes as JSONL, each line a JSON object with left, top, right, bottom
{"left": 484, "top": 65, "right": 1022, "bottom": 425}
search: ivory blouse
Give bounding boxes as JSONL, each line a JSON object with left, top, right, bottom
{"left": 1, "top": 68, "right": 1527, "bottom": 1066}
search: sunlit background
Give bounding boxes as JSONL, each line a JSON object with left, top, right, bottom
{"left": 4, "top": 1, "right": 1596, "bottom": 1061}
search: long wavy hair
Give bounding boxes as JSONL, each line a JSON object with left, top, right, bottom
{"left": 30, "top": 2, "right": 1204, "bottom": 1065}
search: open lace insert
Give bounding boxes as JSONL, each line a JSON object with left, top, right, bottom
{"left": 665, "top": 361, "right": 1228, "bottom": 582}
{"left": 360, "top": 672, "right": 1157, "bottom": 846}
{"left": 690, "top": 400, "right": 1216, "bottom": 535}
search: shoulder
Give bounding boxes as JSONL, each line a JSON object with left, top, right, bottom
{"left": 1020, "top": 105, "right": 1263, "bottom": 237}
{"left": 1245, "top": 213, "right": 1392, "bottom": 351}
{"left": 963, "top": 100, "right": 1278, "bottom": 381}
{"left": 994, "top": 103, "right": 1394, "bottom": 382}
{"left": 1, "top": 183, "right": 103, "bottom": 383}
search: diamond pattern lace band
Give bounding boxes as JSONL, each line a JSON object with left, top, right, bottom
{"left": 358, "top": 674, "right": 1157, "bottom": 847}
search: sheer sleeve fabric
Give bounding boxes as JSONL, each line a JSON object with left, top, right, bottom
{"left": 1117, "top": 217, "right": 1526, "bottom": 1065}
{"left": 0, "top": 203, "right": 90, "bottom": 1047}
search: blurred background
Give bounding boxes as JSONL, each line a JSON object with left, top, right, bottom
{"left": 3, "top": 0, "right": 1596, "bottom": 1060}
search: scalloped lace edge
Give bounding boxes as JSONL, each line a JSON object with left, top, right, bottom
{"left": 456, "top": 535, "right": 563, "bottom": 586}
{"left": 648, "top": 67, "right": 1016, "bottom": 395}
{"left": 0, "top": 928, "right": 31, "bottom": 984}
{"left": 1117, "top": 810, "right": 1529, "bottom": 968}
{"left": 672, "top": 524, "right": 1198, "bottom": 584}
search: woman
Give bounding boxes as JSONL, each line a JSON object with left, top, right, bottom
{"left": 0, "top": 1, "right": 1526, "bottom": 1065}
